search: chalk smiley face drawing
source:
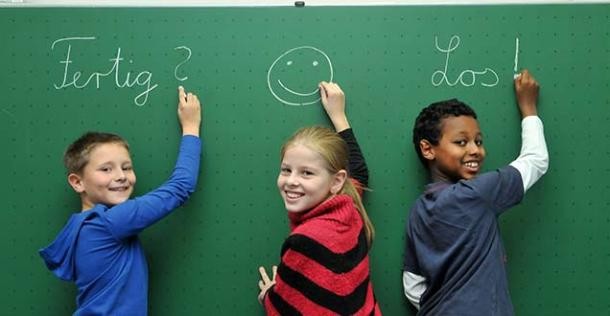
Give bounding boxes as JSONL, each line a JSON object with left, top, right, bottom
{"left": 267, "top": 46, "right": 334, "bottom": 106}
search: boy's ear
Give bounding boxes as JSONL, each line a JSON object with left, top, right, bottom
{"left": 330, "top": 169, "right": 348, "bottom": 195}
{"left": 419, "top": 139, "right": 435, "bottom": 161}
{"left": 67, "top": 173, "right": 85, "bottom": 193}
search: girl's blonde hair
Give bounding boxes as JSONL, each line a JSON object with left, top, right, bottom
{"left": 280, "top": 126, "right": 375, "bottom": 248}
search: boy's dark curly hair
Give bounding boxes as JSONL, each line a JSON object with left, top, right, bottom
{"left": 412, "top": 99, "right": 477, "bottom": 168}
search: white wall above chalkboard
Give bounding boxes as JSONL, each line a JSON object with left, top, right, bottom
{"left": 2, "top": 0, "right": 610, "bottom": 7}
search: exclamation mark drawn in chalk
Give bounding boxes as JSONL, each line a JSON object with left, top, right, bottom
{"left": 513, "top": 37, "right": 520, "bottom": 79}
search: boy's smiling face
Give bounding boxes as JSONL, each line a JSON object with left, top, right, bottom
{"left": 423, "top": 115, "right": 486, "bottom": 182}
{"left": 68, "top": 142, "right": 136, "bottom": 210}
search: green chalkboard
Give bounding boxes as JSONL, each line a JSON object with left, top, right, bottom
{"left": 1, "top": 4, "right": 609, "bottom": 315}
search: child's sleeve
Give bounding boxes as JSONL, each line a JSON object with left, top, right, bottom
{"left": 102, "top": 135, "right": 202, "bottom": 240}
{"left": 403, "top": 270, "right": 426, "bottom": 310}
{"left": 468, "top": 116, "right": 548, "bottom": 214}
{"left": 338, "top": 128, "right": 369, "bottom": 188}
{"left": 509, "top": 116, "right": 549, "bottom": 192}
{"left": 403, "top": 231, "right": 427, "bottom": 310}
{"left": 468, "top": 166, "right": 524, "bottom": 215}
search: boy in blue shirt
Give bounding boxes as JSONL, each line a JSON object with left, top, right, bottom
{"left": 39, "top": 86, "right": 202, "bottom": 315}
{"left": 403, "top": 70, "right": 549, "bottom": 315}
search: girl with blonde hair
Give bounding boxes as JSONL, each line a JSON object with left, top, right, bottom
{"left": 258, "top": 82, "right": 381, "bottom": 315}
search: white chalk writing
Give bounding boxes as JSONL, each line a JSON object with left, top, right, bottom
{"left": 431, "top": 35, "right": 499, "bottom": 88}
{"left": 174, "top": 46, "right": 192, "bottom": 82}
{"left": 514, "top": 37, "right": 520, "bottom": 79}
{"left": 267, "top": 46, "right": 334, "bottom": 106}
{"left": 51, "top": 37, "right": 158, "bottom": 106}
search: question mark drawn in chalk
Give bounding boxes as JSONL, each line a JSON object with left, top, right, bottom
{"left": 174, "top": 46, "right": 192, "bottom": 82}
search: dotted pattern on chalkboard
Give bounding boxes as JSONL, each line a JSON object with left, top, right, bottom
{"left": 2, "top": 5, "right": 610, "bottom": 316}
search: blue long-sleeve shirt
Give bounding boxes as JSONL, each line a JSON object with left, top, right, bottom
{"left": 39, "top": 135, "right": 201, "bottom": 315}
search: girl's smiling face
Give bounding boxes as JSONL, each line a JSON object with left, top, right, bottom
{"left": 277, "top": 144, "right": 343, "bottom": 213}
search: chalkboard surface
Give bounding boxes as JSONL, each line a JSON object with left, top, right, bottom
{"left": 1, "top": 5, "right": 609, "bottom": 315}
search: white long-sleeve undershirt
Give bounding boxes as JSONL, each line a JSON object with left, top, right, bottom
{"left": 403, "top": 271, "right": 426, "bottom": 310}
{"left": 509, "top": 115, "right": 549, "bottom": 192}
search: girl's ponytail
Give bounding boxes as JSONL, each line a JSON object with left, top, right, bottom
{"left": 341, "top": 179, "right": 375, "bottom": 248}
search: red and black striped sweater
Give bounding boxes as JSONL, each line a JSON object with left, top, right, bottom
{"left": 263, "top": 193, "right": 381, "bottom": 315}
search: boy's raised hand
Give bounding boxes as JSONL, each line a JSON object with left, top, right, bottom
{"left": 178, "top": 86, "right": 202, "bottom": 136}
{"left": 514, "top": 69, "right": 539, "bottom": 118}
{"left": 319, "top": 81, "right": 350, "bottom": 132}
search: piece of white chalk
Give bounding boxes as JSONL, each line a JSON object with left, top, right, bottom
{"left": 513, "top": 73, "right": 521, "bottom": 79}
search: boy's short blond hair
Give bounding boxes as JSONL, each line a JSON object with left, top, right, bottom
{"left": 63, "top": 132, "right": 129, "bottom": 175}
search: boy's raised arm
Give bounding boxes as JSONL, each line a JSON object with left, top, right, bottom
{"left": 510, "top": 70, "right": 549, "bottom": 192}
{"left": 103, "top": 86, "right": 202, "bottom": 239}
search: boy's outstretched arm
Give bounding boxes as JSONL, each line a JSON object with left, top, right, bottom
{"left": 319, "top": 81, "right": 368, "bottom": 187}
{"left": 103, "top": 86, "right": 202, "bottom": 239}
{"left": 510, "top": 70, "right": 549, "bottom": 192}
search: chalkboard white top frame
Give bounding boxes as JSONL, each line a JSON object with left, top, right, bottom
{"left": 1, "top": 0, "right": 610, "bottom": 7}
